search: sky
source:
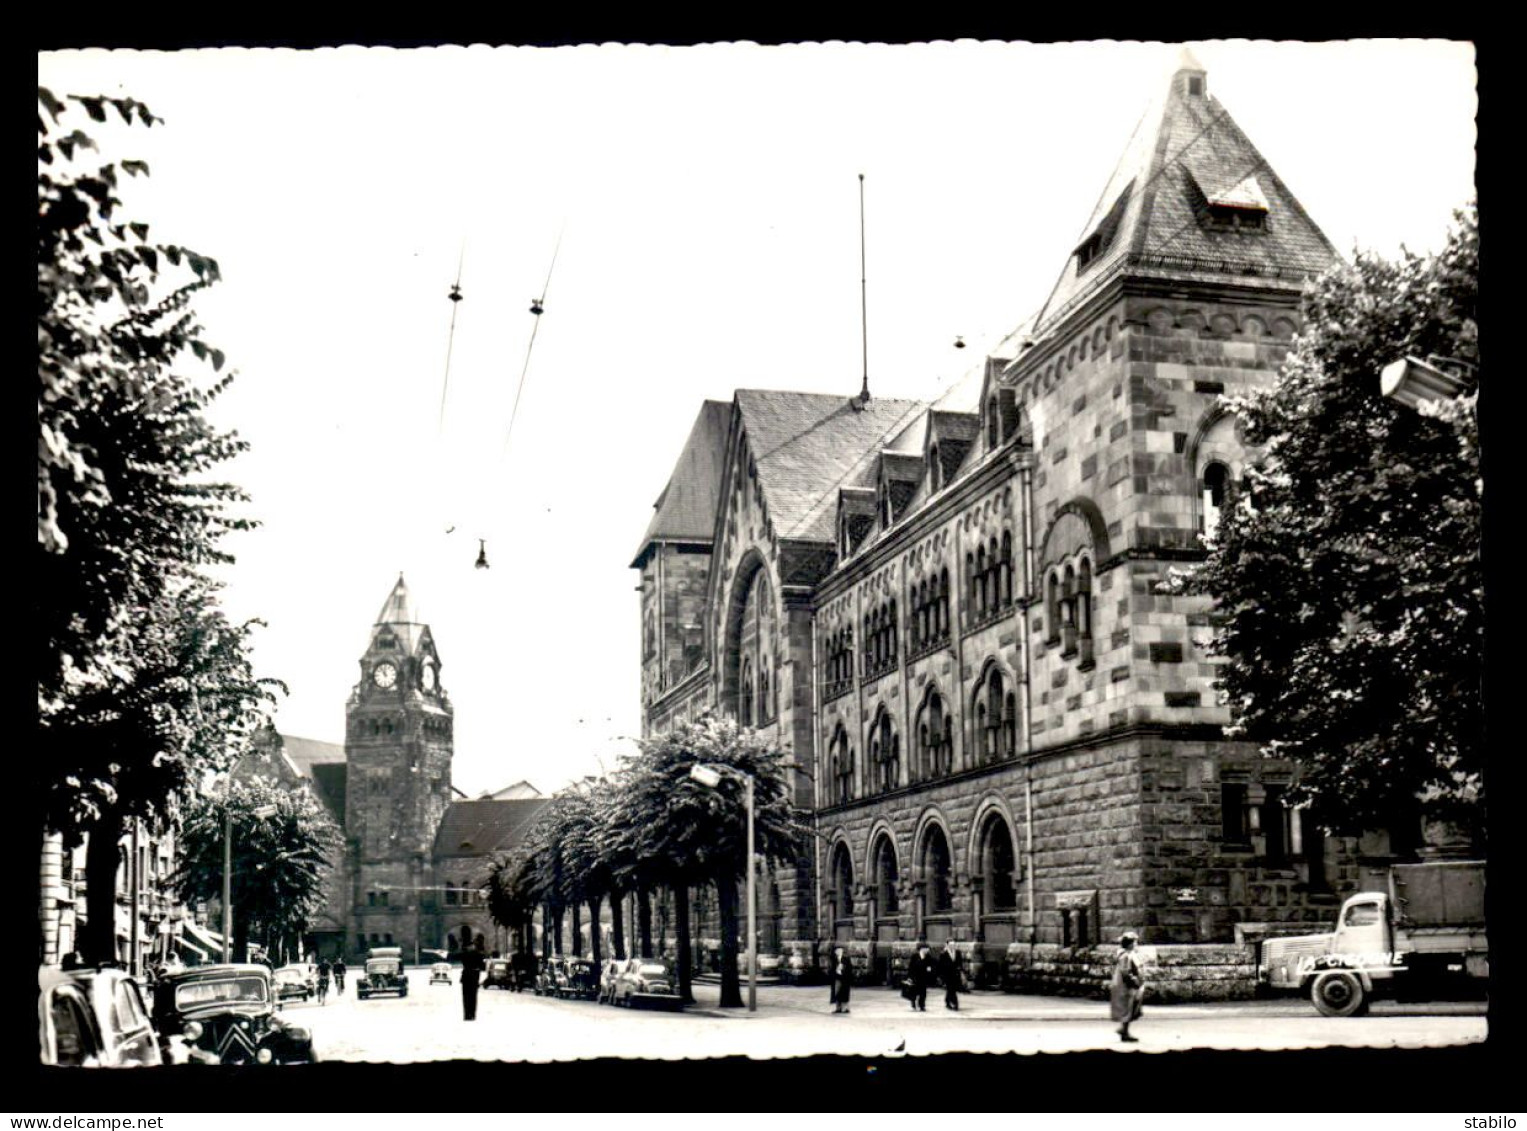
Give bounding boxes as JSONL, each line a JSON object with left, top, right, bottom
{"left": 37, "top": 40, "right": 1477, "bottom": 799}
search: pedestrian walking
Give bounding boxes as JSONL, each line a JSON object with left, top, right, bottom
{"left": 333, "top": 958, "right": 346, "bottom": 996}
{"left": 1111, "top": 931, "right": 1145, "bottom": 1043}
{"left": 936, "top": 938, "right": 962, "bottom": 1011}
{"left": 828, "top": 945, "right": 852, "bottom": 1014}
{"left": 906, "top": 943, "right": 935, "bottom": 1012}
{"left": 461, "top": 937, "right": 486, "bottom": 1021}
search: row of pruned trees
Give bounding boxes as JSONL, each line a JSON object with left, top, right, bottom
{"left": 487, "top": 715, "right": 806, "bottom": 1007}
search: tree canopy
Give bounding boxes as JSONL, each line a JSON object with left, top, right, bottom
{"left": 1199, "top": 206, "right": 1482, "bottom": 837}
{"left": 172, "top": 774, "right": 340, "bottom": 963}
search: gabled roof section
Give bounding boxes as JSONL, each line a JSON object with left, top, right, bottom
{"left": 734, "top": 390, "right": 925, "bottom": 546}
{"left": 1034, "top": 49, "right": 1338, "bottom": 335}
{"left": 370, "top": 574, "right": 430, "bottom": 657}
{"left": 631, "top": 400, "right": 730, "bottom": 567}
{"left": 431, "top": 798, "right": 550, "bottom": 859}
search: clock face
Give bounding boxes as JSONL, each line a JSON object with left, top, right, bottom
{"left": 372, "top": 662, "right": 398, "bottom": 689}
{"left": 421, "top": 664, "right": 436, "bottom": 690}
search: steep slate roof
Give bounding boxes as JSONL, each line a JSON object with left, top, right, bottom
{"left": 371, "top": 573, "right": 431, "bottom": 656}
{"left": 1034, "top": 51, "right": 1337, "bottom": 334}
{"left": 631, "top": 400, "right": 731, "bottom": 566}
{"left": 736, "top": 389, "right": 925, "bottom": 545}
{"left": 431, "top": 798, "right": 550, "bottom": 859}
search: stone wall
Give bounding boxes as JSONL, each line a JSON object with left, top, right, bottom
{"left": 1004, "top": 942, "right": 1259, "bottom": 1002}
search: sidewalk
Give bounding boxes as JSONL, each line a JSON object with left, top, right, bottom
{"left": 681, "top": 981, "right": 1487, "bottom": 1021}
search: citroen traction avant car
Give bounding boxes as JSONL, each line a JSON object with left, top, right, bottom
{"left": 150, "top": 964, "right": 316, "bottom": 1065}
{"left": 429, "top": 962, "right": 453, "bottom": 986}
{"left": 556, "top": 958, "right": 600, "bottom": 1000}
{"left": 356, "top": 947, "right": 408, "bottom": 999}
{"left": 39, "top": 965, "right": 165, "bottom": 1067}
{"left": 613, "top": 958, "right": 682, "bottom": 1010}
{"left": 597, "top": 959, "right": 624, "bottom": 1004}
{"left": 533, "top": 957, "right": 561, "bottom": 997}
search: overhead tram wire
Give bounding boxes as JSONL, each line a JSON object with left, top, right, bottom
{"left": 438, "top": 244, "right": 466, "bottom": 437}
{"left": 501, "top": 224, "right": 565, "bottom": 462}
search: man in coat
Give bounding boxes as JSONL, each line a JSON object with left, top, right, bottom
{"left": 907, "top": 943, "right": 936, "bottom": 1012}
{"left": 1110, "top": 931, "right": 1145, "bottom": 1042}
{"left": 828, "top": 945, "right": 852, "bottom": 1014}
{"left": 461, "top": 937, "right": 487, "bottom": 1021}
{"left": 936, "top": 938, "right": 963, "bottom": 1010}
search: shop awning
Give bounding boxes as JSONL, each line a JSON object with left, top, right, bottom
{"left": 182, "top": 921, "right": 224, "bottom": 953}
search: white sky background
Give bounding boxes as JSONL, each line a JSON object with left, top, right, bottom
{"left": 37, "top": 40, "right": 1477, "bottom": 799}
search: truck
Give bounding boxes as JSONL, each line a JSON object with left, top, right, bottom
{"left": 1260, "top": 859, "right": 1487, "bottom": 1016}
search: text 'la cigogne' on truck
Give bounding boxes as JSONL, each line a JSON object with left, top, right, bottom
{"left": 1259, "top": 859, "right": 1487, "bottom": 1015}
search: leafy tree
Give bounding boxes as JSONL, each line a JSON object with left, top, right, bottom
{"left": 612, "top": 715, "right": 805, "bottom": 1007}
{"left": 172, "top": 775, "right": 340, "bottom": 964}
{"left": 1199, "top": 206, "right": 1482, "bottom": 841}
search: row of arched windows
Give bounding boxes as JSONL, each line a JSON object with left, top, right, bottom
{"left": 824, "top": 666, "right": 1018, "bottom": 805}
{"left": 910, "top": 568, "right": 951, "bottom": 653}
{"left": 828, "top": 812, "right": 1020, "bottom": 925}
{"left": 966, "top": 531, "right": 1015, "bottom": 624}
{"left": 863, "top": 600, "right": 898, "bottom": 679}
{"left": 1044, "top": 556, "right": 1095, "bottom": 668}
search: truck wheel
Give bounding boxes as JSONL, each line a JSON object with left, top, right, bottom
{"left": 1311, "top": 971, "right": 1366, "bottom": 1017}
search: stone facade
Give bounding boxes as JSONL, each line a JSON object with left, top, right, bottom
{"left": 632, "top": 54, "right": 1402, "bottom": 997}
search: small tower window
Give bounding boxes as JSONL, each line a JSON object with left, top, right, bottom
{"left": 1202, "top": 461, "right": 1231, "bottom": 539}
{"left": 1187, "top": 75, "right": 1203, "bottom": 97}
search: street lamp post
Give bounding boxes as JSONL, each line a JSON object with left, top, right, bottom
{"left": 689, "top": 762, "right": 757, "bottom": 1012}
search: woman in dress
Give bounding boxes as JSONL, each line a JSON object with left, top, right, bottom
{"left": 828, "top": 945, "right": 852, "bottom": 1014}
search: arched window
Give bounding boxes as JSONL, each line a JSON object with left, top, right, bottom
{"left": 872, "top": 711, "right": 898, "bottom": 792}
{"left": 987, "top": 396, "right": 1000, "bottom": 448}
{"left": 740, "top": 658, "right": 754, "bottom": 727}
{"left": 918, "top": 690, "right": 948, "bottom": 779}
{"left": 980, "top": 815, "right": 1019, "bottom": 911}
{"left": 888, "top": 600, "right": 898, "bottom": 667}
{"left": 918, "top": 579, "right": 930, "bottom": 647}
{"left": 922, "top": 826, "right": 953, "bottom": 914}
{"left": 874, "top": 836, "right": 900, "bottom": 915}
{"left": 976, "top": 546, "right": 988, "bottom": 615}
{"left": 1046, "top": 572, "right": 1061, "bottom": 644}
{"left": 830, "top": 842, "right": 854, "bottom": 924}
{"left": 1000, "top": 531, "right": 1013, "bottom": 606}
{"left": 759, "top": 662, "right": 771, "bottom": 724}
{"left": 938, "top": 568, "right": 950, "bottom": 637}
{"left": 1077, "top": 558, "right": 1094, "bottom": 668}
{"left": 1061, "top": 565, "right": 1078, "bottom": 657}
{"left": 929, "top": 443, "right": 942, "bottom": 490}
{"left": 831, "top": 725, "right": 854, "bottom": 805}
{"left": 966, "top": 552, "right": 977, "bottom": 617}
{"left": 1202, "top": 460, "right": 1231, "bottom": 539}
{"left": 1003, "top": 691, "right": 1017, "bottom": 760}
{"left": 982, "top": 668, "right": 1007, "bottom": 763}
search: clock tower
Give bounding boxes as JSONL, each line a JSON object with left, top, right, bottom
{"left": 344, "top": 574, "right": 454, "bottom": 960}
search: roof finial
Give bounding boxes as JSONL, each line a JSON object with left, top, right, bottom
{"left": 858, "top": 173, "right": 871, "bottom": 407}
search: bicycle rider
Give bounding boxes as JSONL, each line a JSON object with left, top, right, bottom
{"left": 317, "top": 958, "right": 331, "bottom": 1004}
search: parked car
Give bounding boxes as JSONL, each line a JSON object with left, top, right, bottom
{"left": 356, "top": 947, "right": 408, "bottom": 999}
{"left": 534, "top": 958, "right": 561, "bottom": 997}
{"left": 150, "top": 964, "right": 316, "bottom": 1065}
{"left": 613, "top": 958, "right": 682, "bottom": 1010}
{"left": 482, "top": 958, "right": 513, "bottom": 990}
{"left": 429, "top": 962, "right": 453, "bottom": 986}
{"left": 558, "top": 958, "right": 600, "bottom": 1000}
{"left": 272, "top": 966, "right": 312, "bottom": 1003}
{"left": 282, "top": 962, "right": 319, "bottom": 995}
{"left": 39, "top": 965, "right": 165, "bottom": 1067}
{"left": 596, "top": 959, "right": 624, "bottom": 1004}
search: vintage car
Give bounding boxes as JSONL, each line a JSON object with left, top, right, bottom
{"left": 557, "top": 958, "right": 600, "bottom": 1000}
{"left": 482, "top": 958, "right": 513, "bottom": 990}
{"left": 533, "top": 957, "right": 561, "bottom": 997}
{"left": 39, "top": 965, "right": 165, "bottom": 1067}
{"left": 356, "top": 947, "right": 408, "bottom": 999}
{"left": 272, "top": 966, "right": 312, "bottom": 1003}
{"left": 151, "top": 964, "right": 316, "bottom": 1065}
{"left": 429, "top": 962, "right": 453, "bottom": 986}
{"left": 612, "top": 958, "right": 682, "bottom": 1010}
{"left": 596, "top": 959, "right": 624, "bottom": 1005}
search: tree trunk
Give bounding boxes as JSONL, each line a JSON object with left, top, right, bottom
{"left": 588, "top": 895, "right": 603, "bottom": 968}
{"left": 552, "top": 906, "right": 563, "bottom": 955}
{"left": 610, "top": 889, "right": 626, "bottom": 961}
{"left": 638, "top": 885, "right": 653, "bottom": 958}
{"left": 571, "top": 902, "right": 582, "bottom": 957}
{"left": 717, "top": 873, "right": 743, "bottom": 1008}
{"left": 674, "top": 884, "right": 694, "bottom": 1004}
{"left": 82, "top": 807, "right": 125, "bottom": 966}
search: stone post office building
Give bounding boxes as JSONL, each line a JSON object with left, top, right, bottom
{"left": 632, "top": 52, "right": 1410, "bottom": 996}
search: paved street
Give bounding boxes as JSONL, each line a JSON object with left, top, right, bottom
{"left": 285, "top": 970, "right": 1487, "bottom": 1062}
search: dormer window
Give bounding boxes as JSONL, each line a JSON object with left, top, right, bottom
{"left": 1191, "top": 173, "right": 1270, "bottom": 233}
{"left": 987, "top": 397, "right": 999, "bottom": 448}
{"left": 1187, "top": 75, "right": 1203, "bottom": 97}
{"left": 1073, "top": 180, "right": 1134, "bottom": 275}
